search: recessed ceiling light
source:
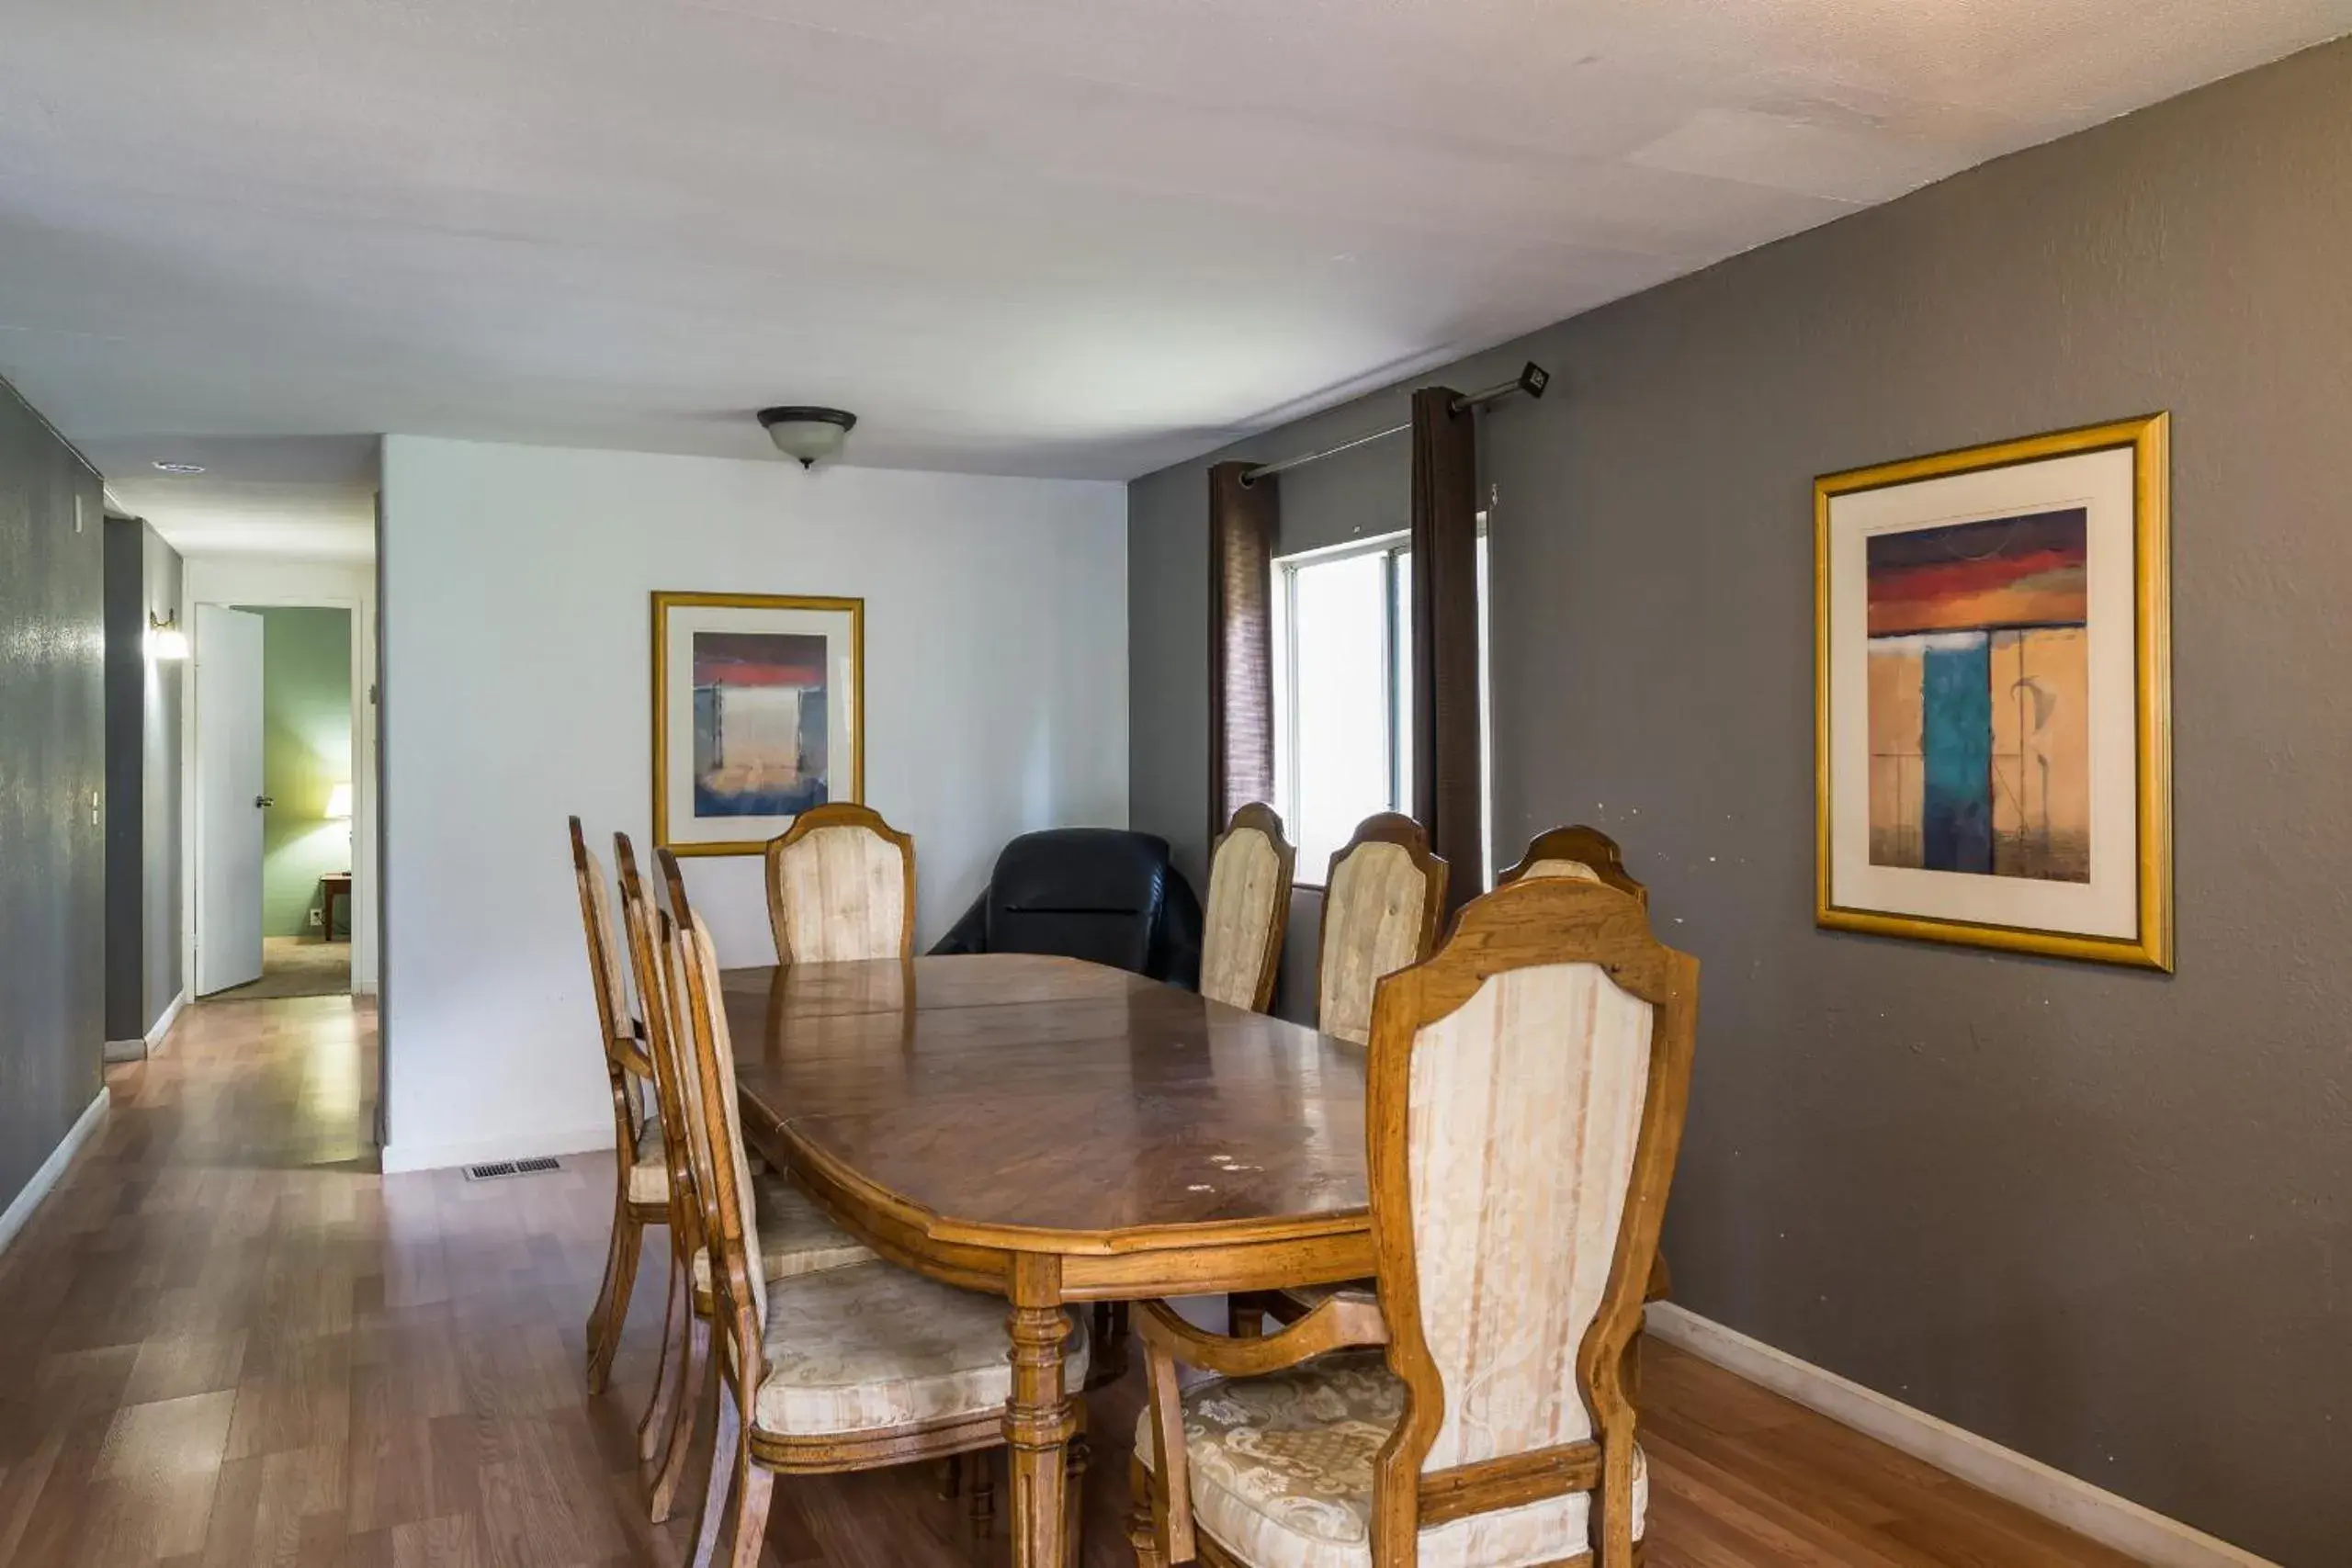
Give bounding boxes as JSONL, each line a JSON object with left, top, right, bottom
{"left": 151, "top": 460, "right": 206, "bottom": 475}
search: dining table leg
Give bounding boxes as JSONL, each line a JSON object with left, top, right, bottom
{"left": 1004, "top": 1254, "right": 1077, "bottom": 1568}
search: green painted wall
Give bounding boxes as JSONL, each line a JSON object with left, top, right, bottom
{"left": 246, "top": 606, "right": 353, "bottom": 938}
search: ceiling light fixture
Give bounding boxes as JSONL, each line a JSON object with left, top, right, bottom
{"left": 147, "top": 609, "right": 190, "bottom": 661}
{"left": 151, "top": 460, "right": 206, "bottom": 475}
{"left": 756, "top": 406, "right": 856, "bottom": 468}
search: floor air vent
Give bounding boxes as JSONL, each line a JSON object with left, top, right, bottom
{"left": 464, "top": 1156, "right": 564, "bottom": 1181}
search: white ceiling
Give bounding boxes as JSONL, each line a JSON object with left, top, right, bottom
{"left": 96, "top": 435, "right": 380, "bottom": 563}
{"left": 6, "top": 0, "right": 2348, "bottom": 558}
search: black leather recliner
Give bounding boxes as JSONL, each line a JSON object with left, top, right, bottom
{"left": 930, "top": 829, "right": 1202, "bottom": 987}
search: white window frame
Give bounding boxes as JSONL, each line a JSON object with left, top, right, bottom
{"left": 1271, "top": 520, "right": 1493, "bottom": 889}
{"left": 1270, "top": 531, "right": 1410, "bottom": 886}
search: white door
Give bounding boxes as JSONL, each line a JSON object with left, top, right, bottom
{"left": 196, "top": 605, "right": 266, "bottom": 996}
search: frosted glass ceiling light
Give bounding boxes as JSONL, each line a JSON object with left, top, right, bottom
{"left": 757, "top": 406, "right": 857, "bottom": 468}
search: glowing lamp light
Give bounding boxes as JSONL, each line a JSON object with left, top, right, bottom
{"left": 147, "top": 611, "right": 190, "bottom": 661}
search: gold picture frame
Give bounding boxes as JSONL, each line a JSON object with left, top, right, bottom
{"left": 1814, "top": 414, "right": 2172, "bottom": 970}
{"left": 651, "top": 591, "right": 865, "bottom": 858}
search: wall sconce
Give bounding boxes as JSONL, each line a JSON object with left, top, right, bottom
{"left": 147, "top": 610, "right": 190, "bottom": 661}
{"left": 325, "top": 783, "right": 354, "bottom": 822}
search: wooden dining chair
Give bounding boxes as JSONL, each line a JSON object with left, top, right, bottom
{"left": 1131, "top": 874, "right": 1698, "bottom": 1568}
{"left": 1198, "top": 803, "right": 1295, "bottom": 1013}
{"left": 1497, "top": 825, "right": 1648, "bottom": 908}
{"left": 1252, "top": 828, "right": 1672, "bottom": 1349}
{"left": 611, "top": 834, "right": 875, "bottom": 1524}
{"left": 764, "top": 801, "right": 918, "bottom": 963}
{"left": 1314, "top": 813, "right": 1449, "bottom": 1047}
{"left": 656, "top": 848, "right": 1092, "bottom": 1568}
{"left": 570, "top": 816, "right": 663, "bottom": 1394}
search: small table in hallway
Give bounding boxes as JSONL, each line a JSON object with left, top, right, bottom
{"left": 320, "top": 871, "right": 352, "bottom": 940}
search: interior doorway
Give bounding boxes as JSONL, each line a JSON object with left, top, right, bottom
{"left": 193, "top": 603, "right": 357, "bottom": 1000}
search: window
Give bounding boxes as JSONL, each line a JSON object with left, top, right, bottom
{"left": 1272, "top": 524, "right": 1491, "bottom": 886}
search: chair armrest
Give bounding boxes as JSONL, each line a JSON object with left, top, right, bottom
{"left": 1136, "top": 1293, "right": 1388, "bottom": 1565}
{"left": 1135, "top": 1293, "right": 1387, "bottom": 1378}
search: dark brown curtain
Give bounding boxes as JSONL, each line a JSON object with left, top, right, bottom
{"left": 1409, "top": 387, "right": 1481, "bottom": 914}
{"left": 1207, "top": 461, "right": 1278, "bottom": 842}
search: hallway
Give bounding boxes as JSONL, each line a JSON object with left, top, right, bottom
{"left": 209, "top": 938, "right": 353, "bottom": 1003}
{"left": 0, "top": 999, "right": 2142, "bottom": 1568}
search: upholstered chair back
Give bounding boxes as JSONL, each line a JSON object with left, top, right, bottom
{"left": 1497, "top": 825, "right": 1648, "bottom": 910}
{"left": 661, "top": 917, "right": 727, "bottom": 1275}
{"left": 1316, "top": 813, "right": 1447, "bottom": 1045}
{"left": 764, "top": 802, "right": 917, "bottom": 964}
{"left": 569, "top": 817, "right": 635, "bottom": 1059}
{"left": 614, "top": 834, "right": 701, "bottom": 1247}
{"left": 571, "top": 817, "right": 652, "bottom": 1160}
{"left": 1198, "top": 804, "right": 1295, "bottom": 1012}
{"left": 1363, "top": 875, "right": 1696, "bottom": 1564}
{"left": 678, "top": 908, "right": 769, "bottom": 1329}
{"left": 1409, "top": 967, "right": 1648, "bottom": 1461}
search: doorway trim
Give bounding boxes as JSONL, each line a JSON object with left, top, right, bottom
{"left": 180, "top": 558, "right": 379, "bottom": 998}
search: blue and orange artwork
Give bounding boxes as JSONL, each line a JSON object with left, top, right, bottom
{"left": 1866, "top": 509, "right": 2089, "bottom": 881}
{"left": 690, "top": 631, "right": 831, "bottom": 818}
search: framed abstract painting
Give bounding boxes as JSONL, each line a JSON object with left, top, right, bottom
{"left": 651, "top": 592, "right": 865, "bottom": 857}
{"left": 1815, "top": 415, "right": 2172, "bottom": 969}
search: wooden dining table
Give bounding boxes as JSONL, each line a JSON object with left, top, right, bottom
{"left": 720, "top": 951, "right": 1373, "bottom": 1568}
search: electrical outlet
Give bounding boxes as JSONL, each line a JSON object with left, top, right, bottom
{"left": 90, "top": 790, "right": 99, "bottom": 826}
{"left": 309, "top": 908, "right": 323, "bottom": 929}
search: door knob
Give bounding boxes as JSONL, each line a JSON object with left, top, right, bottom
{"left": 254, "top": 795, "right": 275, "bottom": 809}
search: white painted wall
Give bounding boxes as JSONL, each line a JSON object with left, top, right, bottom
{"left": 378, "top": 436, "right": 1128, "bottom": 1174}
{"left": 181, "top": 555, "right": 380, "bottom": 993}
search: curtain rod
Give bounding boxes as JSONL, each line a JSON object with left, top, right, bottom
{"left": 1238, "top": 361, "right": 1548, "bottom": 486}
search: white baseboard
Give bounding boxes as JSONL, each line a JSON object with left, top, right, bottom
{"left": 103, "top": 990, "right": 189, "bottom": 1065}
{"left": 379, "top": 1123, "right": 615, "bottom": 1176}
{"left": 145, "top": 989, "right": 188, "bottom": 1055}
{"left": 1645, "top": 1303, "right": 2278, "bottom": 1568}
{"left": 0, "top": 1089, "right": 109, "bottom": 1258}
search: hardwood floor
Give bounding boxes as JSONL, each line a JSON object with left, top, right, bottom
{"left": 0, "top": 995, "right": 2144, "bottom": 1568}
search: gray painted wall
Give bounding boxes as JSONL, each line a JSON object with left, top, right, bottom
{"left": 1127, "top": 38, "right": 2352, "bottom": 1565}
{"left": 0, "top": 378, "right": 107, "bottom": 1217}
{"left": 141, "top": 530, "right": 184, "bottom": 1026}
{"left": 103, "top": 516, "right": 184, "bottom": 1043}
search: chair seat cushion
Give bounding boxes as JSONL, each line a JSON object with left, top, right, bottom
{"left": 627, "top": 1123, "right": 668, "bottom": 1206}
{"left": 693, "top": 1175, "right": 873, "bottom": 1292}
{"left": 752, "top": 1260, "right": 1090, "bottom": 1437}
{"left": 1135, "top": 1349, "right": 1645, "bottom": 1568}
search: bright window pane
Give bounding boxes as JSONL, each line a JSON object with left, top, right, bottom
{"left": 1290, "top": 550, "right": 1393, "bottom": 877}
{"left": 1476, "top": 528, "right": 1492, "bottom": 887}
{"left": 1391, "top": 548, "right": 1412, "bottom": 815}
